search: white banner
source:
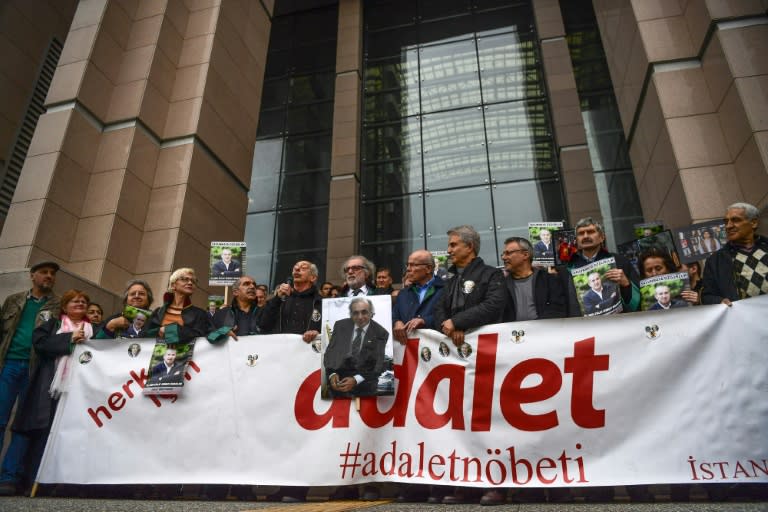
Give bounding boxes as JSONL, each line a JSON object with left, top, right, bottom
{"left": 38, "top": 296, "right": 768, "bottom": 487}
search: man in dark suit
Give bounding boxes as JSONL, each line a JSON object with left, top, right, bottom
{"left": 324, "top": 297, "right": 388, "bottom": 397}
{"left": 648, "top": 285, "right": 688, "bottom": 310}
{"left": 150, "top": 347, "right": 186, "bottom": 385}
{"left": 533, "top": 228, "right": 553, "bottom": 261}
{"left": 582, "top": 272, "right": 619, "bottom": 315}
{"left": 211, "top": 248, "right": 241, "bottom": 278}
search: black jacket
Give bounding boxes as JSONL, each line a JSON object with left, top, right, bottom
{"left": 146, "top": 295, "right": 212, "bottom": 344}
{"left": 702, "top": 235, "right": 768, "bottom": 304}
{"left": 13, "top": 318, "right": 72, "bottom": 433}
{"left": 259, "top": 285, "right": 322, "bottom": 335}
{"left": 503, "top": 268, "right": 567, "bottom": 322}
{"left": 433, "top": 257, "right": 507, "bottom": 330}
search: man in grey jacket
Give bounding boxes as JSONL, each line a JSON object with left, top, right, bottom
{"left": 0, "top": 261, "right": 60, "bottom": 496}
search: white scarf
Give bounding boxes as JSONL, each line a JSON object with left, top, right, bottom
{"left": 49, "top": 316, "right": 93, "bottom": 398}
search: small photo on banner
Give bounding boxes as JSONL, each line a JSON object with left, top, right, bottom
{"left": 640, "top": 272, "right": 691, "bottom": 311}
{"left": 634, "top": 221, "right": 665, "bottom": 238}
{"left": 143, "top": 341, "right": 195, "bottom": 396}
{"left": 320, "top": 295, "right": 394, "bottom": 400}
{"left": 570, "top": 257, "right": 623, "bottom": 317}
{"left": 209, "top": 241, "right": 246, "bottom": 286}
{"left": 672, "top": 220, "right": 726, "bottom": 264}
{"left": 528, "top": 221, "right": 563, "bottom": 267}
{"left": 553, "top": 229, "right": 578, "bottom": 266}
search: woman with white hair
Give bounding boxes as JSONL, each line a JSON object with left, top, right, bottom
{"left": 145, "top": 268, "right": 212, "bottom": 343}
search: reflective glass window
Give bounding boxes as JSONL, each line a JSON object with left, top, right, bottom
{"left": 363, "top": 117, "right": 421, "bottom": 165}
{"left": 473, "top": 5, "right": 534, "bottom": 37}
{"left": 286, "top": 101, "right": 334, "bottom": 134}
{"left": 366, "top": 26, "right": 419, "bottom": 60}
{"left": 419, "top": 39, "right": 481, "bottom": 113}
{"left": 261, "top": 78, "right": 289, "bottom": 108}
{"left": 419, "top": 15, "right": 474, "bottom": 46}
{"left": 422, "top": 106, "right": 488, "bottom": 190}
{"left": 284, "top": 135, "right": 332, "bottom": 172}
{"left": 491, "top": 179, "right": 566, "bottom": 244}
{"left": 256, "top": 109, "right": 285, "bottom": 137}
{"left": 424, "top": 186, "right": 497, "bottom": 265}
{"left": 279, "top": 170, "right": 331, "bottom": 209}
{"left": 364, "top": 53, "right": 420, "bottom": 121}
{"left": 478, "top": 31, "right": 543, "bottom": 103}
{"left": 244, "top": 211, "right": 276, "bottom": 284}
{"left": 484, "top": 101, "right": 556, "bottom": 182}
{"left": 365, "top": 0, "right": 417, "bottom": 31}
{"left": 291, "top": 72, "right": 335, "bottom": 103}
{"left": 275, "top": 207, "right": 328, "bottom": 252}
{"left": 249, "top": 140, "right": 283, "bottom": 212}
{"left": 362, "top": 159, "right": 422, "bottom": 199}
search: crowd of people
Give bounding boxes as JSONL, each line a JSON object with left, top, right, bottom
{"left": 0, "top": 202, "right": 765, "bottom": 503}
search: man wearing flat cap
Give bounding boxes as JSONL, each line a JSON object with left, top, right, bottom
{"left": 0, "top": 261, "right": 60, "bottom": 496}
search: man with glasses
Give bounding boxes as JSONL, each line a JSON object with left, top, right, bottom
{"left": 339, "top": 255, "right": 375, "bottom": 296}
{"left": 209, "top": 276, "right": 263, "bottom": 342}
{"left": 323, "top": 297, "right": 388, "bottom": 398}
{"left": 501, "top": 237, "right": 568, "bottom": 322}
{"left": 393, "top": 250, "right": 445, "bottom": 345}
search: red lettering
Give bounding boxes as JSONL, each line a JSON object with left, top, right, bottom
{"left": 122, "top": 379, "right": 135, "bottom": 399}
{"left": 499, "top": 359, "right": 561, "bottom": 431}
{"left": 359, "top": 339, "right": 419, "bottom": 427}
{"left": 507, "top": 447, "right": 532, "bottom": 484}
{"left": 87, "top": 405, "right": 112, "bottom": 428}
{"left": 293, "top": 369, "right": 350, "bottom": 430}
{"left": 415, "top": 364, "right": 465, "bottom": 430}
{"left": 536, "top": 457, "right": 557, "bottom": 484}
{"left": 470, "top": 334, "right": 498, "bottom": 431}
{"left": 129, "top": 369, "right": 147, "bottom": 389}
{"left": 107, "top": 392, "right": 125, "bottom": 411}
{"left": 564, "top": 337, "right": 609, "bottom": 428}
{"left": 428, "top": 454, "right": 445, "bottom": 479}
{"left": 750, "top": 460, "right": 768, "bottom": 477}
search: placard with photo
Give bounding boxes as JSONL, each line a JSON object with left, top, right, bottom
{"left": 528, "top": 221, "right": 563, "bottom": 267}
{"left": 553, "top": 229, "right": 578, "bottom": 266}
{"left": 672, "top": 220, "right": 726, "bottom": 264}
{"left": 570, "top": 257, "right": 623, "bottom": 317}
{"left": 143, "top": 341, "right": 195, "bottom": 395}
{"left": 320, "top": 295, "right": 394, "bottom": 400}
{"left": 640, "top": 272, "right": 691, "bottom": 311}
{"left": 209, "top": 241, "right": 246, "bottom": 286}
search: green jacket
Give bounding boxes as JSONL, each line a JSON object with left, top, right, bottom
{"left": 0, "top": 290, "right": 60, "bottom": 374}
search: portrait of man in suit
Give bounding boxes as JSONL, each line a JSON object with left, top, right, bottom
{"left": 533, "top": 228, "right": 553, "bottom": 260}
{"left": 323, "top": 297, "right": 389, "bottom": 397}
{"left": 211, "top": 248, "right": 241, "bottom": 279}
{"left": 582, "top": 271, "right": 619, "bottom": 315}
{"left": 149, "top": 347, "right": 186, "bottom": 386}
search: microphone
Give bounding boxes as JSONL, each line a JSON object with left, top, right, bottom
{"left": 281, "top": 276, "right": 294, "bottom": 301}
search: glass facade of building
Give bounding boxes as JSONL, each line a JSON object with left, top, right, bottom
{"left": 245, "top": 4, "right": 338, "bottom": 286}
{"left": 560, "top": 0, "right": 643, "bottom": 248}
{"left": 360, "top": 0, "right": 565, "bottom": 274}
{"left": 245, "top": 0, "right": 644, "bottom": 286}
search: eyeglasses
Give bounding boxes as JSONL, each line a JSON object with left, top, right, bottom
{"left": 344, "top": 265, "right": 365, "bottom": 273}
{"left": 177, "top": 276, "right": 197, "bottom": 284}
{"left": 501, "top": 249, "right": 525, "bottom": 257}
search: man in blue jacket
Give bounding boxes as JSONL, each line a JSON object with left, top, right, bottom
{"left": 392, "top": 250, "right": 444, "bottom": 344}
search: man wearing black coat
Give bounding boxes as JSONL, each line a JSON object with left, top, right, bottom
{"left": 433, "top": 225, "right": 507, "bottom": 347}
{"left": 501, "top": 237, "right": 567, "bottom": 321}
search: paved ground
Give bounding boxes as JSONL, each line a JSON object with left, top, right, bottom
{"left": 0, "top": 498, "right": 767, "bottom": 512}
{"left": 1, "top": 497, "right": 767, "bottom": 512}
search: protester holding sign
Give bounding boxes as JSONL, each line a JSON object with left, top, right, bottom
{"left": 95, "top": 280, "right": 155, "bottom": 339}
{"left": 639, "top": 248, "right": 698, "bottom": 305}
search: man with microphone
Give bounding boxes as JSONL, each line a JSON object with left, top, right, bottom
{"left": 258, "top": 260, "right": 322, "bottom": 343}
